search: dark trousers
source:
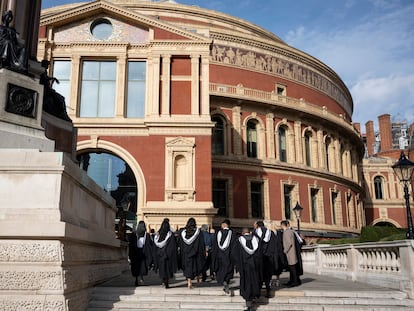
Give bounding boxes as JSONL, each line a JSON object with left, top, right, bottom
{"left": 288, "top": 264, "right": 300, "bottom": 284}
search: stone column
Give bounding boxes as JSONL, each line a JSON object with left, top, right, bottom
{"left": 200, "top": 55, "right": 210, "bottom": 115}
{"left": 191, "top": 55, "right": 200, "bottom": 115}
{"left": 334, "top": 138, "right": 341, "bottom": 174}
{"left": 317, "top": 129, "right": 324, "bottom": 168}
{"left": 161, "top": 55, "right": 170, "bottom": 116}
{"left": 232, "top": 105, "right": 242, "bottom": 156}
{"left": 294, "top": 121, "right": 302, "bottom": 164}
{"left": 69, "top": 54, "right": 80, "bottom": 119}
{"left": 115, "top": 53, "right": 126, "bottom": 118}
{"left": 266, "top": 112, "right": 275, "bottom": 159}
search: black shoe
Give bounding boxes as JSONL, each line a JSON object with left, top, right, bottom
{"left": 287, "top": 282, "right": 301, "bottom": 288}
{"left": 283, "top": 281, "right": 292, "bottom": 286}
{"left": 134, "top": 280, "right": 138, "bottom": 286}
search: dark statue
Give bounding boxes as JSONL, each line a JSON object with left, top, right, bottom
{"left": 40, "top": 59, "right": 72, "bottom": 122}
{"left": 0, "top": 10, "right": 26, "bottom": 71}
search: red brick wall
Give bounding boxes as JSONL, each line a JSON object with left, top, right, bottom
{"left": 171, "top": 81, "right": 191, "bottom": 114}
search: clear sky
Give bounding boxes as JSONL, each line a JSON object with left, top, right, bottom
{"left": 42, "top": 0, "right": 414, "bottom": 130}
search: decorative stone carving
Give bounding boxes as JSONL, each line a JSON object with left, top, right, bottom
{"left": 5, "top": 83, "right": 38, "bottom": 118}
{"left": 210, "top": 44, "right": 350, "bottom": 114}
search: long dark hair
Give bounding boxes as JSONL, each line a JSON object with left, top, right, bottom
{"left": 185, "top": 217, "right": 197, "bottom": 238}
{"left": 136, "top": 220, "right": 146, "bottom": 238}
{"left": 158, "top": 219, "right": 170, "bottom": 242}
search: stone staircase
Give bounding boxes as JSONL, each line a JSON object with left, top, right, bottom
{"left": 87, "top": 271, "right": 414, "bottom": 311}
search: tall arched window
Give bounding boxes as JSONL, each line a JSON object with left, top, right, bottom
{"left": 374, "top": 176, "right": 384, "bottom": 199}
{"left": 304, "top": 131, "right": 312, "bottom": 166}
{"left": 247, "top": 120, "right": 258, "bottom": 158}
{"left": 77, "top": 152, "right": 137, "bottom": 222}
{"left": 278, "top": 126, "right": 287, "bottom": 162}
{"left": 212, "top": 116, "right": 225, "bottom": 155}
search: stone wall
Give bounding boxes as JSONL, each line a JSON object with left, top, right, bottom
{"left": 0, "top": 149, "right": 128, "bottom": 310}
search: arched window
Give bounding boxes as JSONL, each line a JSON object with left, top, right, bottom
{"left": 247, "top": 120, "right": 258, "bottom": 158}
{"left": 278, "top": 126, "right": 287, "bottom": 162}
{"left": 374, "top": 176, "right": 384, "bottom": 199}
{"left": 212, "top": 116, "right": 225, "bottom": 155}
{"left": 304, "top": 131, "right": 312, "bottom": 166}
{"left": 77, "top": 152, "right": 137, "bottom": 222}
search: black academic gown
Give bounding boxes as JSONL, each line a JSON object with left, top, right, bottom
{"left": 212, "top": 228, "right": 235, "bottom": 284}
{"left": 254, "top": 227, "right": 279, "bottom": 285}
{"left": 232, "top": 235, "right": 261, "bottom": 302}
{"left": 128, "top": 233, "right": 153, "bottom": 277}
{"left": 154, "top": 232, "right": 178, "bottom": 280}
{"left": 178, "top": 228, "right": 206, "bottom": 279}
{"left": 294, "top": 232, "right": 304, "bottom": 276}
{"left": 274, "top": 230, "right": 288, "bottom": 275}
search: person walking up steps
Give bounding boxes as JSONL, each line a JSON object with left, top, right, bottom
{"left": 212, "top": 219, "right": 235, "bottom": 294}
{"left": 153, "top": 218, "right": 178, "bottom": 288}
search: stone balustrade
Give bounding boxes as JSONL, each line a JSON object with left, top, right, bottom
{"left": 302, "top": 240, "right": 414, "bottom": 298}
{"left": 209, "top": 82, "right": 354, "bottom": 133}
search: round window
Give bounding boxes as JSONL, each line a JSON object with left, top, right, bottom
{"left": 90, "top": 18, "right": 113, "bottom": 40}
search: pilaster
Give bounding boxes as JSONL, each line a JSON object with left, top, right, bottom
{"left": 294, "top": 121, "right": 302, "bottom": 164}
{"left": 69, "top": 54, "right": 80, "bottom": 118}
{"left": 115, "top": 54, "right": 126, "bottom": 118}
{"left": 266, "top": 113, "right": 275, "bottom": 159}
{"left": 161, "top": 55, "right": 171, "bottom": 116}
{"left": 191, "top": 55, "right": 200, "bottom": 115}
{"left": 232, "top": 106, "right": 242, "bottom": 155}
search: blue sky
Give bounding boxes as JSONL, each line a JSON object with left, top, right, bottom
{"left": 42, "top": 0, "right": 414, "bottom": 130}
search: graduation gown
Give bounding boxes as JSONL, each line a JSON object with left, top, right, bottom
{"left": 274, "top": 230, "right": 288, "bottom": 275}
{"left": 254, "top": 227, "right": 279, "bottom": 283}
{"left": 232, "top": 235, "right": 261, "bottom": 302}
{"left": 293, "top": 231, "right": 304, "bottom": 276}
{"left": 154, "top": 231, "right": 178, "bottom": 280}
{"left": 128, "top": 233, "right": 153, "bottom": 277}
{"left": 178, "top": 228, "right": 206, "bottom": 279}
{"left": 212, "top": 228, "right": 235, "bottom": 284}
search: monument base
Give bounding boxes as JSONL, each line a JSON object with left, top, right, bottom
{"left": 0, "top": 150, "right": 128, "bottom": 310}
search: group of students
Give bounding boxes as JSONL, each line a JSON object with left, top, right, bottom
{"left": 128, "top": 217, "right": 303, "bottom": 311}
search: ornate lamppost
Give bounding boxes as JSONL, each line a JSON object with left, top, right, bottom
{"left": 293, "top": 202, "right": 303, "bottom": 235}
{"left": 392, "top": 151, "right": 414, "bottom": 240}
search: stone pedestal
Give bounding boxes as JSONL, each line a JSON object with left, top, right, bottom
{"left": 0, "top": 68, "right": 54, "bottom": 151}
{"left": 0, "top": 150, "right": 128, "bottom": 310}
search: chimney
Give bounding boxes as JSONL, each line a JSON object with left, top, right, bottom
{"left": 378, "top": 114, "right": 392, "bottom": 152}
{"left": 353, "top": 122, "right": 361, "bottom": 134}
{"left": 365, "top": 120, "right": 375, "bottom": 156}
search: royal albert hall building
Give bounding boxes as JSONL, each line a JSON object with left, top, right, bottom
{"left": 38, "top": 0, "right": 365, "bottom": 237}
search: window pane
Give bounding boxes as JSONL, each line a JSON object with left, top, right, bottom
{"left": 80, "top": 61, "right": 116, "bottom": 117}
{"left": 100, "top": 61, "right": 117, "bottom": 80}
{"left": 251, "top": 182, "right": 263, "bottom": 218}
{"left": 80, "top": 81, "right": 98, "bottom": 117}
{"left": 98, "top": 81, "right": 115, "bottom": 117}
{"left": 82, "top": 61, "right": 100, "bottom": 80}
{"left": 127, "top": 62, "right": 146, "bottom": 118}
{"left": 284, "top": 185, "right": 292, "bottom": 219}
{"left": 213, "top": 179, "right": 227, "bottom": 216}
{"left": 127, "top": 81, "right": 145, "bottom": 117}
{"left": 128, "top": 61, "right": 146, "bottom": 80}
{"left": 53, "top": 61, "right": 71, "bottom": 79}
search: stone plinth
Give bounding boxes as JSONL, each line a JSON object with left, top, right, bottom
{"left": 0, "top": 150, "right": 128, "bottom": 310}
{"left": 0, "top": 68, "right": 54, "bottom": 151}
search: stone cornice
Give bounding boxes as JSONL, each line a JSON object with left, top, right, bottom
{"left": 40, "top": 0, "right": 209, "bottom": 42}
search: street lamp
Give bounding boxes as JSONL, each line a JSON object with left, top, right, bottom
{"left": 391, "top": 151, "right": 414, "bottom": 240}
{"left": 293, "top": 202, "right": 304, "bottom": 235}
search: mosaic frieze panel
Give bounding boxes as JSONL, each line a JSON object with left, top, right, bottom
{"left": 54, "top": 15, "right": 149, "bottom": 43}
{"left": 210, "top": 44, "right": 351, "bottom": 114}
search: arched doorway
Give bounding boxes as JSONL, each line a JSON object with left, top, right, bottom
{"left": 77, "top": 151, "right": 137, "bottom": 231}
